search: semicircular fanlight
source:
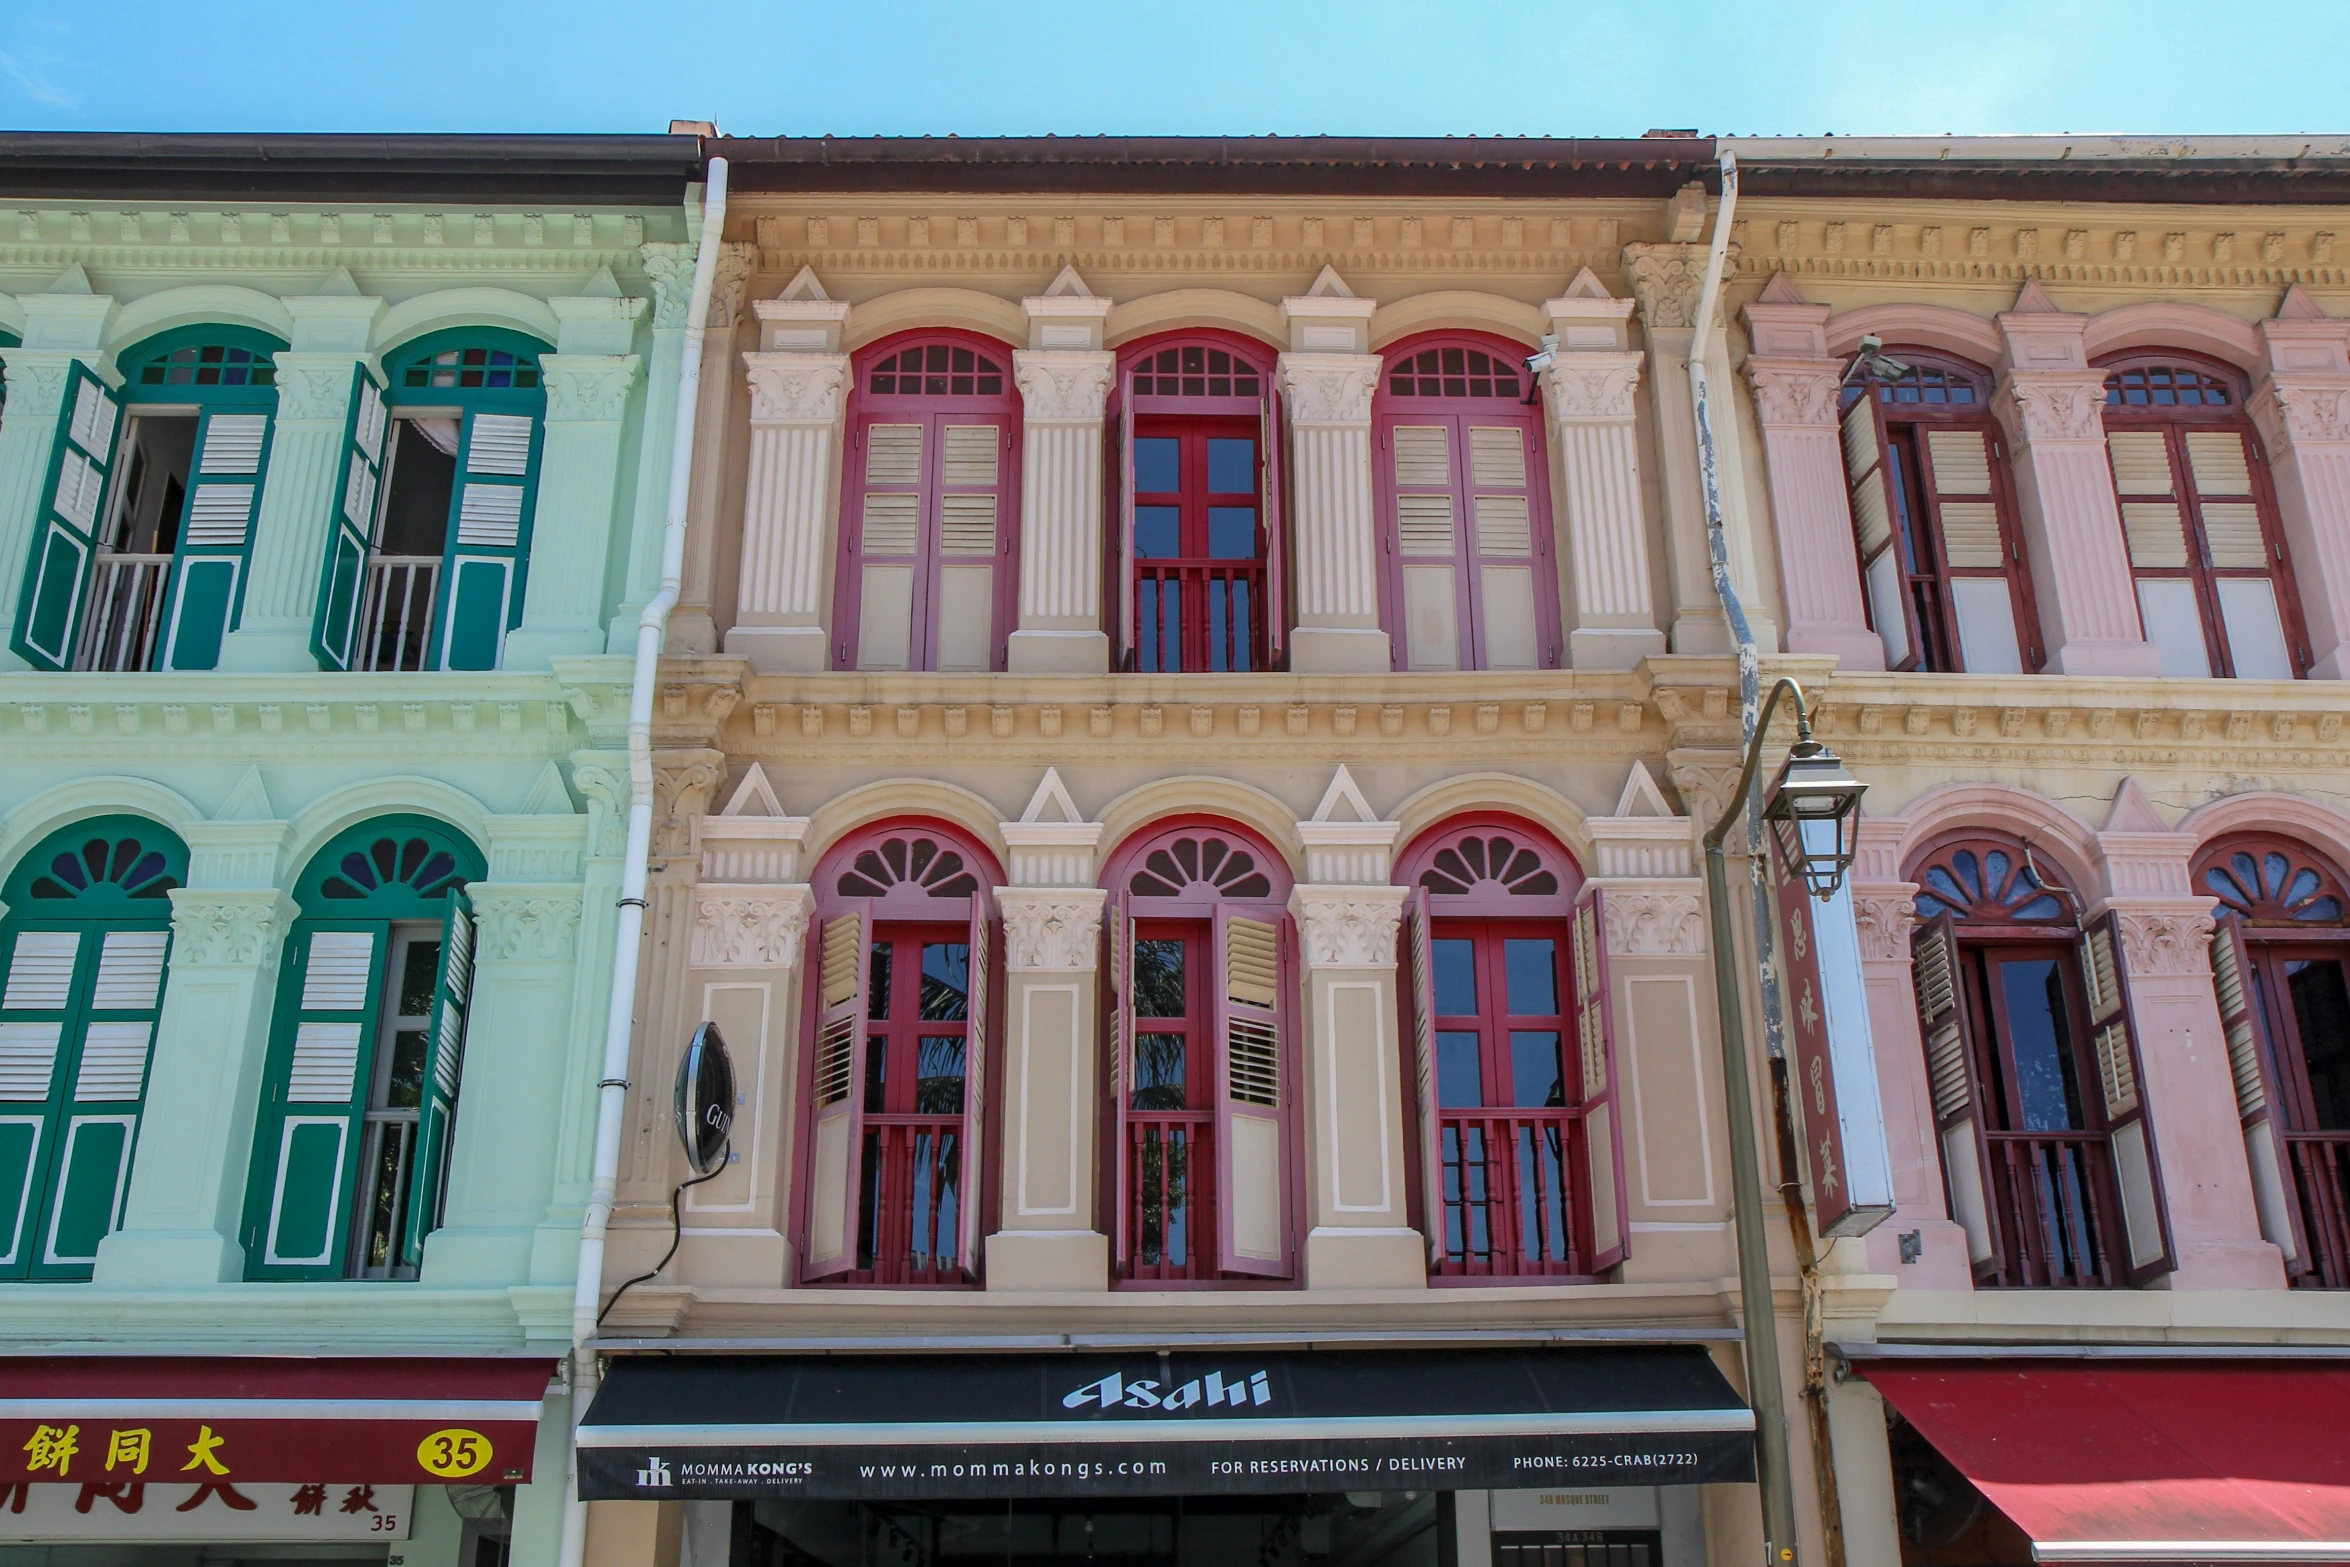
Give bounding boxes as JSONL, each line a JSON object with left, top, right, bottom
{"left": 1128, "top": 833, "right": 1275, "bottom": 902}
{"left": 1912, "top": 841, "right": 2070, "bottom": 925}
{"left": 1416, "top": 830, "right": 1561, "bottom": 900}
{"left": 26, "top": 831, "right": 180, "bottom": 902}
{"left": 2199, "top": 840, "right": 2348, "bottom": 925}
{"left": 835, "top": 834, "right": 982, "bottom": 901}
{"left": 319, "top": 835, "right": 466, "bottom": 902}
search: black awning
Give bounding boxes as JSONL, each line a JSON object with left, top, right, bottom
{"left": 577, "top": 1347, "right": 1754, "bottom": 1499}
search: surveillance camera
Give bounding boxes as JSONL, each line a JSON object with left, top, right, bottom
{"left": 1877, "top": 353, "right": 1913, "bottom": 380}
{"left": 1858, "top": 333, "right": 1884, "bottom": 354}
{"left": 1524, "top": 349, "right": 1556, "bottom": 376}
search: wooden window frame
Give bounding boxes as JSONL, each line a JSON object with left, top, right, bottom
{"left": 2099, "top": 352, "right": 2309, "bottom": 679}
{"left": 833, "top": 330, "right": 1022, "bottom": 673}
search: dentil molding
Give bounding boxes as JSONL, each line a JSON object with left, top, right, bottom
{"left": 745, "top": 354, "right": 848, "bottom": 424}
{"left": 692, "top": 886, "right": 811, "bottom": 968}
{"left": 1012, "top": 352, "right": 1115, "bottom": 422}
{"left": 999, "top": 890, "right": 1107, "bottom": 971}
{"left": 1292, "top": 887, "right": 1405, "bottom": 967}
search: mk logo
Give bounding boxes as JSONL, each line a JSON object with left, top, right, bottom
{"left": 635, "top": 1456, "right": 671, "bottom": 1488}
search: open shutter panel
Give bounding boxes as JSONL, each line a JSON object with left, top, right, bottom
{"left": 1404, "top": 887, "right": 1441, "bottom": 1263}
{"left": 1107, "top": 894, "right": 1131, "bottom": 1273}
{"left": 1468, "top": 424, "right": 1542, "bottom": 671}
{"left": 1911, "top": 913, "right": 2005, "bottom": 1278}
{"left": 12, "top": 365, "right": 119, "bottom": 671}
{"left": 1214, "top": 906, "right": 1288, "bottom": 1278}
{"left": 246, "top": 925, "right": 381, "bottom": 1280}
{"left": 2211, "top": 916, "right": 2303, "bottom": 1272}
{"left": 1921, "top": 426, "right": 2029, "bottom": 674}
{"left": 934, "top": 419, "right": 1003, "bottom": 672}
{"left": 437, "top": 410, "right": 538, "bottom": 672}
{"left": 855, "top": 422, "right": 924, "bottom": 671}
{"left": 1116, "top": 371, "right": 1136, "bottom": 670}
{"left": 1573, "top": 884, "right": 1628, "bottom": 1273}
{"left": 401, "top": 890, "right": 473, "bottom": 1269}
{"left": 1391, "top": 425, "right": 1463, "bottom": 672}
{"left": 802, "top": 909, "right": 870, "bottom": 1280}
{"left": 39, "top": 928, "right": 166, "bottom": 1278}
{"left": 0, "top": 929, "right": 78, "bottom": 1276}
{"left": 312, "top": 368, "right": 387, "bottom": 671}
{"left": 958, "top": 896, "right": 991, "bottom": 1279}
{"left": 1839, "top": 391, "right": 1919, "bottom": 671}
{"left": 1261, "top": 384, "right": 1285, "bottom": 665}
{"left": 158, "top": 408, "right": 273, "bottom": 670}
{"left": 2081, "top": 910, "right": 2178, "bottom": 1284}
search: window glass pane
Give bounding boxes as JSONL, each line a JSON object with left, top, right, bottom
{"left": 2217, "top": 578, "right": 2294, "bottom": 680}
{"left": 1437, "top": 1029, "right": 1483, "bottom": 1107}
{"left": 1997, "top": 957, "right": 2088, "bottom": 1131}
{"left": 1134, "top": 437, "right": 1180, "bottom": 493}
{"left": 1432, "top": 938, "right": 1477, "bottom": 1016}
{"left": 2288, "top": 958, "right": 2350, "bottom": 1131}
{"left": 1208, "top": 438, "right": 1255, "bottom": 494}
{"left": 916, "top": 1035, "right": 967, "bottom": 1114}
{"left": 1510, "top": 1031, "right": 1563, "bottom": 1108}
{"left": 2137, "top": 579, "right": 2213, "bottom": 678}
{"left": 1133, "top": 938, "right": 1186, "bottom": 1018}
{"left": 1132, "top": 1034, "right": 1187, "bottom": 1110}
{"left": 863, "top": 1032, "right": 888, "bottom": 1112}
{"left": 399, "top": 939, "right": 441, "bottom": 1019}
{"left": 1208, "top": 507, "right": 1256, "bottom": 560}
{"left": 867, "top": 942, "right": 893, "bottom": 1020}
{"left": 384, "top": 1027, "right": 428, "bottom": 1110}
{"left": 919, "top": 942, "right": 969, "bottom": 1021}
{"left": 1505, "top": 938, "right": 1558, "bottom": 1016}
{"left": 1135, "top": 507, "right": 1180, "bottom": 560}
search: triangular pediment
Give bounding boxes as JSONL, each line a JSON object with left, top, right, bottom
{"left": 2011, "top": 278, "right": 2063, "bottom": 314}
{"left": 1560, "top": 266, "right": 1614, "bottom": 300}
{"left": 315, "top": 266, "right": 361, "bottom": 297}
{"left": 2278, "top": 282, "right": 2331, "bottom": 321}
{"left": 777, "top": 265, "right": 830, "bottom": 302}
{"left": 1018, "top": 767, "right": 1086, "bottom": 825}
{"left": 1304, "top": 264, "right": 1355, "bottom": 299}
{"left": 1042, "top": 265, "right": 1093, "bottom": 298}
{"left": 520, "top": 761, "right": 578, "bottom": 816}
{"left": 1755, "top": 271, "right": 1808, "bottom": 306}
{"left": 44, "top": 264, "right": 92, "bottom": 295}
{"left": 213, "top": 767, "right": 274, "bottom": 822}
{"left": 1612, "top": 761, "right": 1681, "bottom": 820}
{"left": 582, "top": 265, "right": 623, "bottom": 299}
{"left": 720, "top": 763, "right": 788, "bottom": 818}
{"left": 2103, "top": 776, "right": 2169, "bottom": 834}
{"left": 1309, "top": 765, "right": 1379, "bottom": 825}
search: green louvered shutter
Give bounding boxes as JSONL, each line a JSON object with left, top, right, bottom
{"left": 11, "top": 364, "right": 118, "bottom": 671}
{"left": 435, "top": 411, "right": 538, "bottom": 671}
{"left": 243, "top": 923, "right": 382, "bottom": 1280}
{"left": 0, "top": 923, "right": 168, "bottom": 1280}
{"left": 312, "top": 368, "right": 387, "bottom": 672}
{"left": 400, "top": 891, "right": 472, "bottom": 1268}
{"left": 158, "top": 408, "right": 274, "bottom": 670}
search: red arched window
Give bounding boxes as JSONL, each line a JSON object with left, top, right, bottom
{"left": 1395, "top": 819, "right": 1622, "bottom": 1280}
{"left": 2100, "top": 353, "right": 2305, "bottom": 679}
{"left": 1906, "top": 833, "right": 2172, "bottom": 1288}
{"left": 836, "top": 333, "right": 1020, "bottom": 673}
{"left": 1113, "top": 333, "right": 1283, "bottom": 672}
{"left": 798, "top": 821, "right": 1002, "bottom": 1287}
{"left": 1374, "top": 334, "right": 1558, "bottom": 672}
{"left": 1102, "top": 819, "right": 1295, "bottom": 1283}
{"left": 2193, "top": 833, "right": 2350, "bottom": 1287}
{"left": 1838, "top": 350, "right": 2040, "bottom": 673}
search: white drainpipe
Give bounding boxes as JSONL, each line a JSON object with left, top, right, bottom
{"left": 553, "top": 153, "right": 729, "bottom": 1567}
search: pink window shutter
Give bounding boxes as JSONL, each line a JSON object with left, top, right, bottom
{"left": 1116, "top": 369, "right": 1137, "bottom": 671}
{"left": 1106, "top": 892, "right": 1132, "bottom": 1275}
{"left": 959, "top": 894, "right": 992, "bottom": 1278}
{"left": 1405, "top": 886, "right": 1442, "bottom": 1265}
{"left": 1213, "top": 904, "right": 1290, "bottom": 1278}
{"left": 801, "top": 907, "right": 871, "bottom": 1280}
{"left": 1262, "top": 380, "right": 1286, "bottom": 665}
{"left": 1572, "top": 883, "right": 1629, "bottom": 1273}
{"left": 2082, "top": 909, "right": 2178, "bottom": 1284}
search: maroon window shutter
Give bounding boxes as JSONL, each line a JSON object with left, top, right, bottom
{"left": 1213, "top": 903, "right": 1289, "bottom": 1278}
{"left": 1911, "top": 912, "right": 2006, "bottom": 1281}
{"left": 2210, "top": 915, "right": 2305, "bottom": 1274}
{"left": 801, "top": 907, "right": 870, "bottom": 1280}
{"left": 1404, "top": 886, "right": 1441, "bottom": 1265}
{"left": 1106, "top": 892, "right": 1131, "bottom": 1274}
{"left": 959, "top": 894, "right": 992, "bottom": 1280}
{"left": 1115, "top": 369, "right": 1137, "bottom": 670}
{"left": 1841, "top": 389, "right": 1924, "bottom": 671}
{"left": 1573, "top": 883, "right": 1627, "bottom": 1273}
{"left": 2081, "top": 909, "right": 2178, "bottom": 1284}
{"left": 1262, "top": 378, "right": 1286, "bottom": 665}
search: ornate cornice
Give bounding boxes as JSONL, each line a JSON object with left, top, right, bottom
{"left": 1542, "top": 351, "right": 1643, "bottom": 424}
{"left": 1011, "top": 350, "right": 1115, "bottom": 423}
{"left": 1291, "top": 886, "right": 1406, "bottom": 968}
{"left": 692, "top": 884, "right": 811, "bottom": 968}
{"left": 542, "top": 354, "right": 642, "bottom": 423}
{"left": 167, "top": 890, "right": 286, "bottom": 967}
{"left": 998, "top": 888, "right": 1107, "bottom": 971}
{"left": 1743, "top": 357, "right": 1842, "bottom": 429}
{"left": 744, "top": 352, "right": 848, "bottom": 425}
{"left": 1599, "top": 886, "right": 1705, "bottom": 956}
{"left": 1277, "top": 353, "right": 1382, "bottom": 426}
{"left": 472, "top": 890, "right": 583, "bottom": 962}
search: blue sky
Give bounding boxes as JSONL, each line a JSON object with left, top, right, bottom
{"left": 0, "top": 0, "right": 2342, "bottom": 138}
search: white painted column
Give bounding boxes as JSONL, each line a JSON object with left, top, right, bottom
{"left": 1278, "top": 284, "right": 1387, "bottom": 672}
{"left": 1544, "top": 278, "right": 1665, "bottom": 669}
{"left": 0, "top": 284, "right": 117, "bottom": 670}
{"left": 94, "top": 821, "right": 291, "bottom": 1285}
{"left": 219, "top": 291, "right": 385, "bottom": 671}
{"left": 1008, "top": 294, "right": 1115, "bottom": 675}
{"left": 2252, "top": 294, "right": 2350, "bottom": 678}
{"left": 727, "top": 290, "right": 851, "bottom": 674}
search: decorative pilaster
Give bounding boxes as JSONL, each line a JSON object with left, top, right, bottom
{"left": 1278, "top": 276, "right": 1387, "bottom": 673}
{"left": 1008, "top": 352, "right": 1115, "bottom": 672}
{"left": 729, "top": 349, "right": 848, "bottom": 673}
{"left": 504, "top": 313, "right": 647, "bottom": 668}
{"left": 2251, "top": 289, "right": 2350, "bottom": 679}
{"left": 1993, "top": 292, "right": 2162, "bottom": 675}
{"left": 1625, "top": 243, "right": 1775, "bottom": 654}
{"left": 1540, "top": 275, "right": 1661, "bottom": 669}
{"left": 0, "top": 281, "right": 117, "bottom": 669}
{"left": 1740, "top": 276, "right": 1884, "bottom": 669}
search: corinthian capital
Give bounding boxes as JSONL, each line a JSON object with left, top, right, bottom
{"left": 1290, "top": 885, "right": 1407, "bottom": 968}
{"left": 542, "top": 354, "right": 643, "bottom": 422}
{"left": 998, "top": 887, "right": 1108, "bottom": 971}
{"left": 1743, "top": 358, "right": 1842, "bottom": 429}
{"left": 692, "top": 884, "right": 812, "bottom": 968}
{"left": 1995, "top": 370, "right": 2107, "bottom": 443}
{"left": 1542, "top": 351, "right": 1643, "bottom": 424}
{"left": 2252, "top": 374, "right": 2350, "bottom": 450}
{"left": 1277, "top": 353, "right": 1382, "bottom": 426}
{"left": 744, "top": 351, "right": 848, "bottom": 425}
{"left": 1624, "top": 243, "right": 1712, "bottom": 331}
{"left": 1012, "top": 350, "right": 1115, "bottom": 423}
{"left": 167, "top": 889, "right": 289, "bottom": 968}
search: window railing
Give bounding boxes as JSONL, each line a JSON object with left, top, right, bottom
{"left": 1124, "top": 1112, "right": 1212, "bottom": 1281}
{"left": 1983, "top": 1130, "right": 2119, "bottom": 1287}
{"left": 358, "top": 556, "right": 441, "bottom": 673}
{"left": 1434, "top": 1108, "right": 1585, "bottom": 1278}
{"left": 1134, "top": 562, "right": 1262, "bottom": 673}
{"left": 2287, "top": 1132, "right": 2350, "bottom": 1289}
{"left": 75, "top": 553, "right": 171, "bottom": 672}
{"left": 350, "top": 1110, "right": 419, "bottom": 1281}
{"left": 851, "top": 1120, "right": 967, "bottom": 1285}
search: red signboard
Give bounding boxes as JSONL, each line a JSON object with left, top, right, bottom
{"left": 1771, "top": 853, "right": 1855, "bottom": 1235}
{"left": 0, "top": 1358, "right": 553, "bottom": 1487}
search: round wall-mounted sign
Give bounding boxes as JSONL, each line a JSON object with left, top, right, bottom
{"left": 674, "top": 1021, "right": 736, "bottom": 1177}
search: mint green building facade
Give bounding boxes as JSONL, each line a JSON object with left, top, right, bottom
{"left": 0, "top": 136, "right": 708, "bottom": 1567}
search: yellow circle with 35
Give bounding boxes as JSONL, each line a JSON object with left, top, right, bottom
{"left": 416, "top": 1429, "right": 494, "bottom": 1479}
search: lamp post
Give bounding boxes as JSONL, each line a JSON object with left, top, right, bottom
{"left": 1703, "top": 676, "right": 1865, "bottom": 1567}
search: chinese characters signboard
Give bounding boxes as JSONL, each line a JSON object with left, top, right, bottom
{"left": 0, "top": 1482, "right": 414, "bottom": 1541}
{"left": 1769, "top": 853, "right": 1894, "bottom": 1239}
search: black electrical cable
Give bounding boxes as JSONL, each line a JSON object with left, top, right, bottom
{"left": 596, "top": 1144, "right": 730, "bottom": 1328}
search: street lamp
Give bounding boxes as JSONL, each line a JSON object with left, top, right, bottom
{"left": 1701, "top": 677, "right": 1865, "bottom": 1566}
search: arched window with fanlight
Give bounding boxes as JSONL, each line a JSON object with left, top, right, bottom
{"left": 0, "top": 817, "right": 185, "bottom": 1280}
{"left": 1396, "top": 819, "right": 1622, "bottom": 1281}
{"left": 1908, "top": 834, "right": 2173, "bottom": 1288}
{"left": 2196, "top": 834, "right": 2350, "bottom": 1287}
{"left": 1113, "top": 334, "right": 1285, "bottom": 672}
{"left": 797, "top": 822, "right": 998, "bottom": 1286}
{"left": 1103, "top": 821, "right": 1297, "bottom": 1283}
{"left": 2102, "top": 356, "right": 2306, "bottom": 679}
{"left": 1837, "top": 350, "right": 2039, "bottom": 673}
{"left": 242, "top": 816, "right": 484, "bottom": 1282}
{"left": 835, "top": 333, "right": 1021, "bottom": 672}
{"left": 1374, "top": 334, "right": 1558, "bottom": 672}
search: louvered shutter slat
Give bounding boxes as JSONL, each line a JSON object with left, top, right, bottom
{"left": 2108, "top": 432, "right": 2175, "bottom": 495}
{"left": 942, "top": 424, "right": 999, "bottom": 487}
{"left": 90, "top": 932, "right": 167, "bottom": 1010}
{"left": 1473, "top": 495, "right": 1533, "bottom": 557}
{"left": 1468, "top": 426, "right": 1526, "bottom": 488}
{"left": 0, "top": 1024, "right": 62, "bottom": 1101}
{"left": 2186, "top": 431, "right": 2254, "bottom": 495}
{"left": 1392, "top": 427, "right": 1451, "bottom": 487}
{"left": 455, "top": 485, "right": 525, "bottom": 548}
{"left": 197, "top": 414, "right": 268, "bottom": 474}
{"left": 3, "top": 934, "right": 80, "bottom": 1011}
{"left": 72, "top": 1023, "right": 151, "bottom": 1101}
{"left": 465, "top": 413, "right": 534, "bottom": 476}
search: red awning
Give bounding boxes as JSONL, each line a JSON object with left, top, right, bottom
{"left": 1864, "top": 1360, "right": 2350, "bottom": 1563}
{"left": 0, "top": 1357, "right": 556, "bottom": 1487}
